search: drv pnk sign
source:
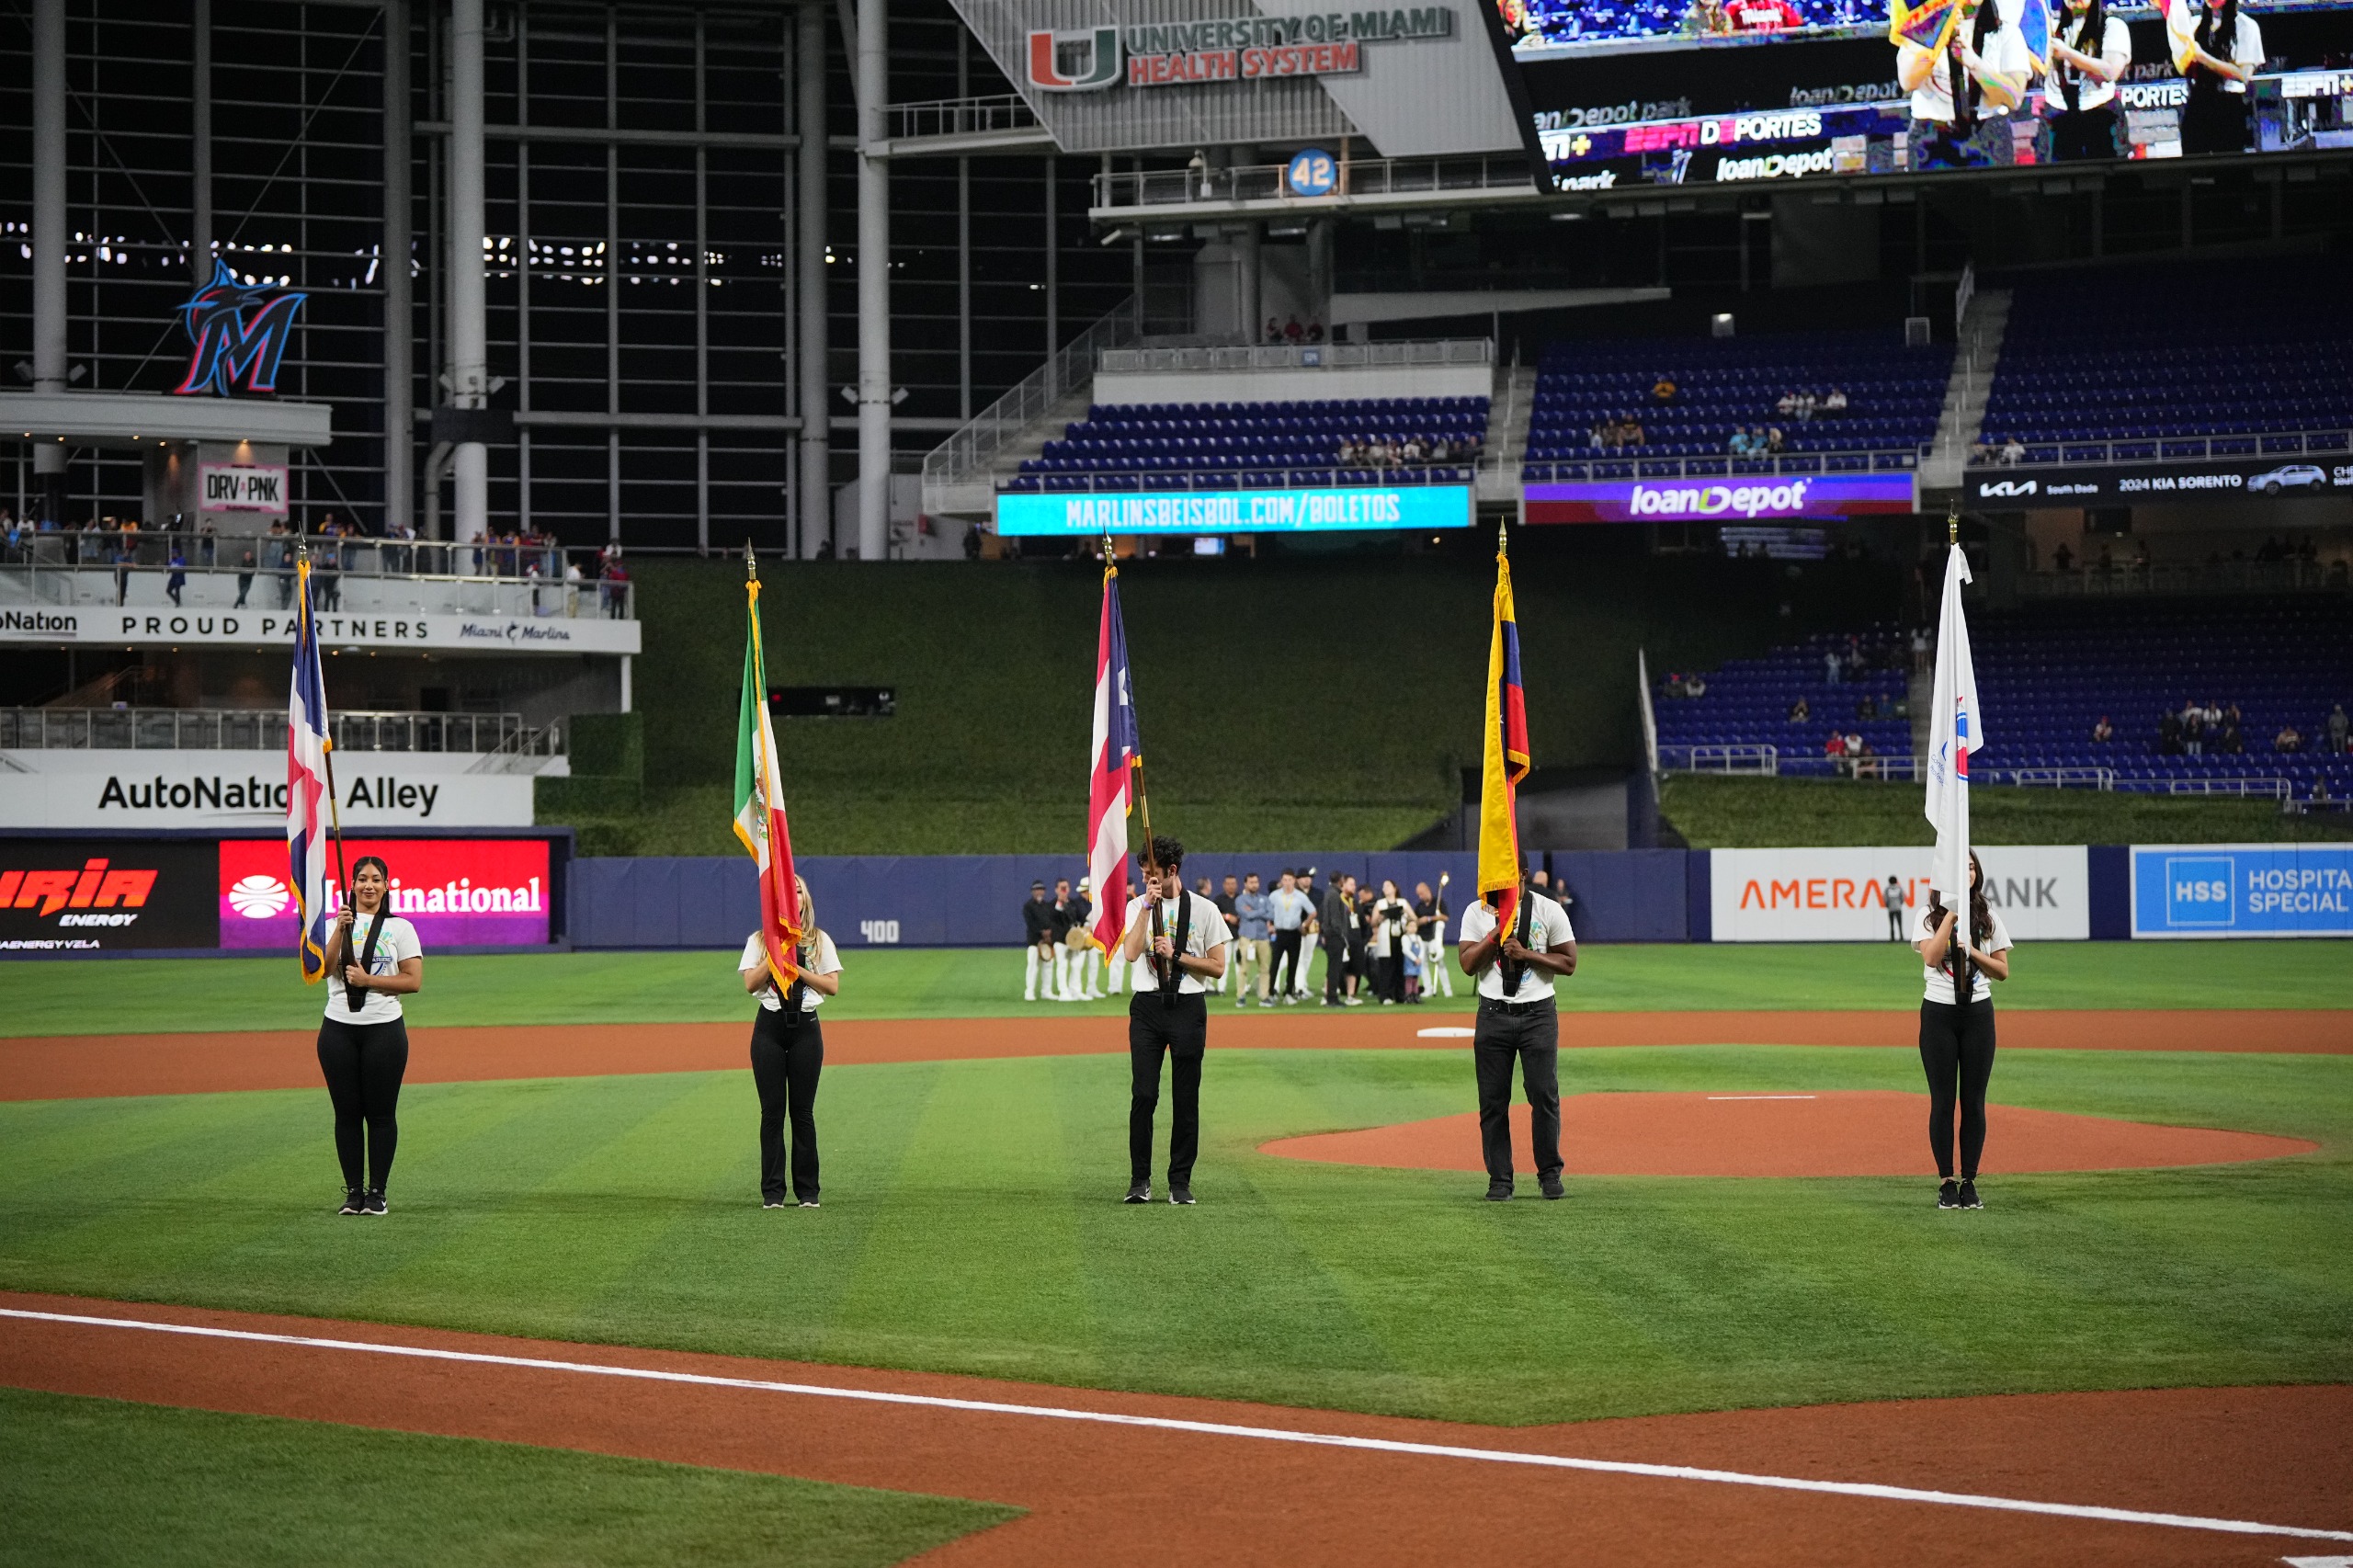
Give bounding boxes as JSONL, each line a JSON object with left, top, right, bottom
{"left": 199, "top": 463, "right": 289, "bottom": 515}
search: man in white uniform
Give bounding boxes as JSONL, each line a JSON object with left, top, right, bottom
{"left": 1458, "top": 870, "right": 1578, "bottom": 1201}
{"left": 1118, "top": 836, "right": 1228, "bottom": 1205}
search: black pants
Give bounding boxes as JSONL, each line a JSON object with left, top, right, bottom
{"left": 1322, "top": 937, "right": 1349, "bottom": 1004}
{"left": 1130, "top": 990, "right": 1207, "bottom": 1186}
{"left": 1473, "top": 999, "right": 1561, "bottom": 1184}
{"left": 750, "top": 1006, "right": 824, "bottom": 1201}
{"left": 1919, "top": 999, "right": 1996, "bottom": 1179}
{"left": 1270, "top": 929, "right": 1304, "bottom": 993}
{"left": 1886, "top": 903, "right": 1906, "bottom": 941}
{"left": 2044, "top": 103, "right": 2121, "bottom": 161}
{"left": 2180, "top": 88, "right": 2249, "bottom": 156}
{"left": 317, "top": 1016, "right": 409, "bottom": 1191}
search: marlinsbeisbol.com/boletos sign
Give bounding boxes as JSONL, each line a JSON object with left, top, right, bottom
{"left": 0, "top": 608, "right": 642, "bottom": 655}
{"left": 1970, "top": 460, "right": 2353, "bottom": 506}
{"left": 0, "top": 839, "right": 220, "bottom": 951}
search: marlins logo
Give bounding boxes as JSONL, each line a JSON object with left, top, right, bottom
{"left": 1029, "top": 26, "right": 1121, "bottom": 89}
{"left": 175, "top": 259, "right": 308, "bottom": 397}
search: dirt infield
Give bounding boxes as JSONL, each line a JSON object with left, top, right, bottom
{"left": 1, "top": 1292, "right": 2346, "bottom": 1566}
{"left": 4, "top": 1006, "right": 2347, "bottom": 1102}
{"left": 1258, "top": 1091, "right": 2322, "bottom": 1177}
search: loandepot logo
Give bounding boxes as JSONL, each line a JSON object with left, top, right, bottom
{"left": 1028, "top": 26, "right": 1121, "bottom": 90}
{"left": 1628, "top": 479, "right": 1815, "bottom": 518}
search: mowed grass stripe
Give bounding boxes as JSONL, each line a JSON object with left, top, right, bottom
{"left": 7, "top": 940, "right": 2353, "bottom": 1039}
{"left": 5, "top": 1045, "right": 2345, "bottom": 1426}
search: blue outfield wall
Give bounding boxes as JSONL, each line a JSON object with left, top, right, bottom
{"left": 571, "top": 848, "right": 1698, "bottom": 950}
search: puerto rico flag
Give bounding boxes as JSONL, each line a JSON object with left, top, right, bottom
{"left": 288, "top": 553, "right": 335, "bottom": 982}
{"left": 1086, "top": 564, "right": 1142, "bottom": 950}
{"left": 1478, "top": 540, "right": 1532, "bottom": 931}
{"left": 1926, "top": 541, "right": 1983, "bottom": 909}
{"left": 733, "top": 574, "right": 803, "bottom": 988}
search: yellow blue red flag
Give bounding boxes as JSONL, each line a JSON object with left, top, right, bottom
{"left": 1478, "top": 531, "right": 1531, "bottom": 932}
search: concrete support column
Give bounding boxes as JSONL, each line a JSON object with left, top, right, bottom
{"left": 1306, "top": 217, "right": 1334, "bottom": 324}
{"left": 854, "top": 0, "right": 889, "bottom": 562}
{"left": 382, "top": 0, "right": 413, "bottom": 540}
{"left": 32, "top": 0, "right": 66, "bottom": 524}
{"left": 796, "top": 1, "right": 829, "bottom": 558}
{"left": 1237, "top": 221, "right": 1262, "bottom": 347}
{"left": 448, "top": 0, "right": 489, "bottom": 545}
{"left": 192, "top": 0, "right": 212, "bottom": 278}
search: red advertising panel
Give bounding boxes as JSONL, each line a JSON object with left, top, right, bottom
{"left": 0, "top": 838, "right": 220, "bottom": 952}
{"left": 218, "top": 837, "right": 552, "bottom": 950}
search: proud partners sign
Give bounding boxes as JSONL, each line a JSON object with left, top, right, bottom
{"left": 1711, "top": 846, "right": 2090, "bottom": 942}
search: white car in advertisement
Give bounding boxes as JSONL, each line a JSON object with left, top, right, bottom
{"left": 2248, "top": 463, "right": 2328, "bottom": 494}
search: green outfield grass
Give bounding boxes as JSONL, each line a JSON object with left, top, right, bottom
{"left": 5, "top": 940, "right": 2350, "bottom": 1038}
{"left": 2, "top": 1044, "right": 2347, "bottom": 1426}
{"left": 0, "top": 1386, "right": 1015, "bottom": 1568}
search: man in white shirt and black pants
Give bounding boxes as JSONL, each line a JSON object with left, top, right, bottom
{"left": 1118, "top": 835, "right": 1227, "bottom": 1205}
{"left": 1457, "top": 869, "right": 1578, "bottom": 1201}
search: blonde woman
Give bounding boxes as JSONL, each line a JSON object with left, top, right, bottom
{"left": 740, "top": 877, "right": 842, "bottom": 1209}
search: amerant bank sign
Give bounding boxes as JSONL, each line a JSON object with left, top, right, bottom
{"left": 1525, "top": 473, "right": 1915, "bottom": 524}
{"left": 1712, "top": 847, "right": 2090, "bottom": 943}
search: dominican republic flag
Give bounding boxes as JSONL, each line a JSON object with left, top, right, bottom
{"left": 1085, "top": 564, "right": 1142, "bottom": 950}
{"left": 1477, "top": 539, "right": 1531, "bottom": 931}
{"left": 1926, "top": 541, "right": 1984, "bottom": 911}
{"left": 733, "top": 574, "right": 803, "bottom": 987}
{"left": 288, "top": 553, "right": 335, "bottom": 983}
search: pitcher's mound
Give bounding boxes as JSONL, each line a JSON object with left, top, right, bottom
{"left": 1256, "top": 1091, "right": 2317, "bottom": 1177}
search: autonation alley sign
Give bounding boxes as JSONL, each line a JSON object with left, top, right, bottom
{"left": 0, "top": 607, "right": 642, "bottom": 655}
{"left": 0, "top": 752, "right": 541, "bottom": 830}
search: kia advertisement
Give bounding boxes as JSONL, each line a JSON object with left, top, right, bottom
{"left": 217, "top": 837, "right": 555, "bottom": 950}
{"left": 1971, "top": 460, "right": 2353, "bottom": 506}
{"left": 1710, "top": 846, "right": 2089, "bottom": 941}
{"left": 0, "top": 838, "right": 221, "bottom": 951}
{"left": 1525, "top": 472, "right": 1915, "bottom": 522}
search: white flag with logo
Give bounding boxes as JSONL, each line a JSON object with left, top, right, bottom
{"left": 1925, "top": 542, "right": 1983, "bottom": 910}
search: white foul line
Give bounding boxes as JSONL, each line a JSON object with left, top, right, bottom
{"left": 1707, "top": 1095, "right": 1819, "bottom": 1101}
{"left": 5, "top": 1307, "right": 2347, "bottom": 1545}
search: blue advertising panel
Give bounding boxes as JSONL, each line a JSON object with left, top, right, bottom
{"left": 995, "top": 486, "right": 1472, "bottom": 535}
{"left": 1524, "top": 472, "right": 1915, "bottom": 523}
{"left": 2130, "top": 844, "right": 2353, "bottom": 938}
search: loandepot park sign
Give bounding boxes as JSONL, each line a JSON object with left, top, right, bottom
{"left": 1029, "top": 6, "right": 1457, "bottom": 90}
{"left": 995, "top": 485, "right": 1472, "bottom": 534}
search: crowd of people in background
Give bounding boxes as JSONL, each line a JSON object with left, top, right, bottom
{"left": 2144, "top": 699, "right": 2351, "bottom": 756}
{"left": 1263, "top": 315, "right": 1325, "bottom": 346}
{"left": 1336, "top": 432, "right": 1482, "bottom": 468}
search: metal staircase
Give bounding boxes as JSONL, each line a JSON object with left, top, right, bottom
{"left": 1922, "top": 289, "right": 2011, "bottom": 492}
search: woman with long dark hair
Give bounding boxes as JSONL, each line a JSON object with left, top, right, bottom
{"left": 317, "top": 856, "right": 423, "bottom": 1216}
{"left": 1897, "top": 0, "right": 2032, "bottom": 170}
{"left": 2178, "top": 0, "right": 2264, "bottom": 155}
{"left": 1370, "top": 879, "right": 1412, "bottom": 1006}
{"left": 2041, "top": 0, "right": 2131, "bottom": 160}
{"left": 1915, "top": 850, "right": 2012, "bottom": 1210}
{"left": 741, "top": 877, "right": 841, "bottom": 1209}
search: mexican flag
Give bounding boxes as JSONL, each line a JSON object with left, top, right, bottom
{"left": 734, "top": 574, "right": 803, "bottom": 987}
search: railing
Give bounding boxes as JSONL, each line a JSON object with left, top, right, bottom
{"left": 1097, "top": 338, "right": 1492, "bottom": 375}
{"left": 1967, "top": 428, "right": 2352, "bottom": 470}
{"left": 1658, "top": 744, "right": 1779, "bottom": 776}
{"left": 1523, "top": 449, "right": 1924, "bottom": 482}
{"left": 2162, "top": 776, "right": 2293, "bottom": 803}
{"left": 1000, "top": 462, "right": 1479, "bottom": 495}
{"left": 0, "top": 557, "right": 634, "bottom": 619}
{"left": 0, "top": 706, "right": 562, "bottom": 756}
{"left": 2021, "top": 560, "right": 2349, "bottom": 598}
{"left": 1093, "top": 153, "right": 1534, "bottom": 212}
{"left": 888, "top": 94, "right": 1038, "bottom": 142}
{"left": 1660, "top": 748, "right": 2119, "bottom": 790}
{"left": 923, "top": 298, "right": 1143, "bottom": 495}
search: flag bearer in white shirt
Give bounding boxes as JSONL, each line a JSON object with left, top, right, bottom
{"left": 740, "top": 877, "right": 844, "bottom": 1209}
{"left": 1457, "top": 869, "right": 1578, "bottom": 1202}
{"left": 1117, "top": 837, "right": 1227, "bottom": 1205}
{"left": 1915, "top": 850, "right": 2012, "bottom": 1211}
{"left": 318, "top": 856, "right": 424, "bottom": 1217}
{"left": 2040, "top": 0, "right": 2131, "bottom": 160}
{"left": 1898, "top": 0, "right": 2033, "bottom": 169}
{"left": 2178, "top": 0, "right": 2264, "bottom": 154}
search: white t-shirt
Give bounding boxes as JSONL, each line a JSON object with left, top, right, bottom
{"left": 2191, "top": 12, "right": 2263, "bottom": 92}
{"left": 1370, "top": 898, "right": 1412, "bottom": 958}
{"left": 1905, "top": 0, "right": 2033, "bottom": 122}
{"left": 1917, "top": 905, "right": 2012, "bottom": 1005}
{"left": 1458, "top": 892, "right": 1577, "bottom": 1003}
{"left": 740, "top": 930, "right": 843, "bottom": 1013}
{"left": 1122, "top": 891, "right": 1229, "bottom": 995}
{"left": 2048, "top": 14, "right": 2131, "bottom": 111}
{"left": 325, "top": 915, "right": 421, "bottom": 1025}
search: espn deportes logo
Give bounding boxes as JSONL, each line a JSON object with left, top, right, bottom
{"left": 0, "top": 858, "right": 159, "bottom": 926}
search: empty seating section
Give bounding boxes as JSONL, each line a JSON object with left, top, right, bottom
{"left": 1661, "top": 603, "right": 2353, "bottom": 801}
{"left": 1521, "top": 331, "right": 1952, "bottom": 479}
{"left": 1006, "top": 397, "right": 1489, "bottom": 494}
{"left": 1654, "top": 630, "right": 1914, "bottom": 778}
{"left": 1980, "top": 267, "right": 2353, "bottom": 457}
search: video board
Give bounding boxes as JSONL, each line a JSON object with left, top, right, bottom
{"left": 219, "top": 837, "right": 554, "bottom": 951}
{"left": 1495, "top": 0, "right": 2353, "bottom": 193}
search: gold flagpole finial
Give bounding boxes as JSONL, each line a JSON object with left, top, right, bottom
{"left": 744, "top": 539, "right": 758, "bottom": 581}
{"left": 1947, "top": 506, "right": 1960, "bottom": 547}
{"left": 1496, "top": 513, "right": 1508, "bottom": 559}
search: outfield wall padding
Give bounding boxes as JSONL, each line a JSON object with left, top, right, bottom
{"left": 569, "top": 848, "right": 1698, "bottom": 950}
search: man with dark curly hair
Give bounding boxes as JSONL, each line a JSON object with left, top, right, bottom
{"left": 1116, "top": 836, "right": 1228, "bottom": 1205}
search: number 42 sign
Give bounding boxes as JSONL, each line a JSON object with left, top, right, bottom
{"left": 1287, "top": 148, "right": 1338, "bottom": 198}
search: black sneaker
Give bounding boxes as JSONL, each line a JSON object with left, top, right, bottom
{"left": 763, "top": 1194, "right": 788, "bottom": 1210}
{"left": 1937, "top": 1179, "right": 1961, "bottom": 1210}
{"left": 1958, "top": 1179, "right": 1983, "bottom": 1210}
{"left": 1484, "top": 1180, "right": 1513, "bottom": 1202}
{"left": 361, "top": 1188, "right": 388, "bottom": 1216}
{"left": 338, "top": 1188, "right": 365, "bottom": 1216}
{"left": 1168, "top": 1187, "right": 1195, "bottom": 1205}
{"left": 1123, "top": 1181, "right": 1152, "bottom": 1204}
{"left": 1539, "top": 1175, "right": 1565, "bottom": 1200}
